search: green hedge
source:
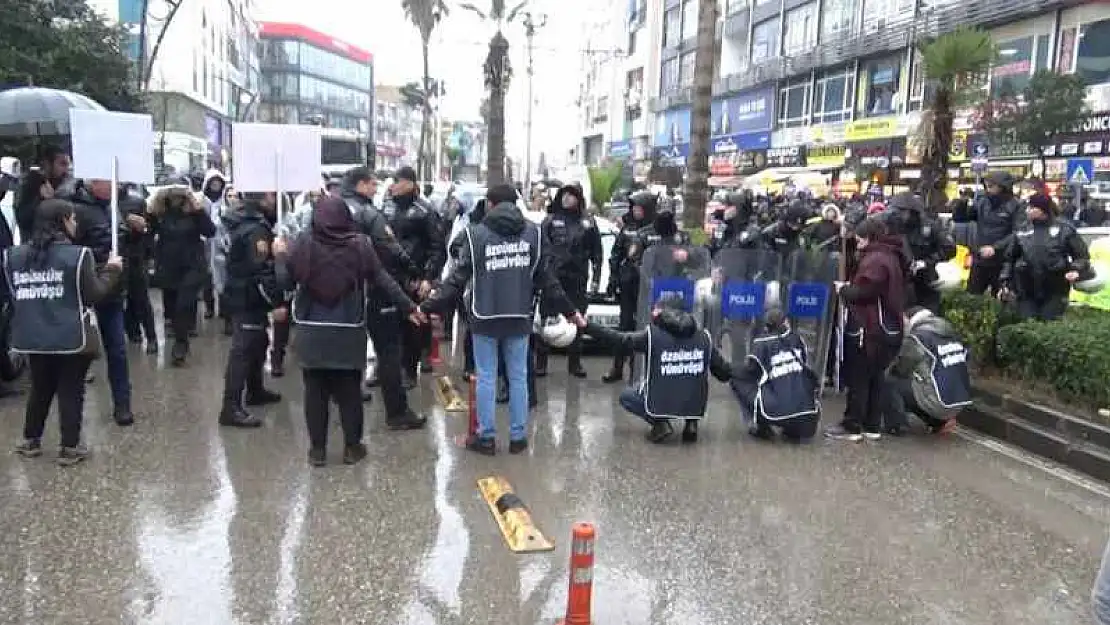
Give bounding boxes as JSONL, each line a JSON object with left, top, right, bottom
{"left": 940, "top": 292, "right": 1110, "bottom": 409}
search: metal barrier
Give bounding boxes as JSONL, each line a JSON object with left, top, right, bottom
{"left": 633, "top": 245, "right": 713, "bottom": 383}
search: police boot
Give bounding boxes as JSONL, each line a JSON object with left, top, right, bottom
{"left": 246, "top": 388, "right": 282, "bottom": 406}
{"left": 219, "top": 405, "right": 262, "bottom": 428}
{"left": 170, "top": 339, "right": 188, "bottom": 367}
{"left": 601, "top": 354, "right": 624, "bottom": 383}
{"left": 682, "top": 420, "right": 698, "bottom": 443}
{"left": 568, "top": 355, "right": 587, "bottom": 379}
{"left": 269, "top": 350, "right": 285, "bottom": 378}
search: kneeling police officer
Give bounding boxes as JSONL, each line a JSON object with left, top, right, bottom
{"left": 729, "top": 309, "right": 821, "bottom": 443}
{"left": 583, "top": 295, "right": 733, "bottom": 444}
{"left": 218, "top": 191, "right": 286, "bottom": 428}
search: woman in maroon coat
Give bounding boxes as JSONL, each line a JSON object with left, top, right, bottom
{"left": 827, "top": 216, "right": 909, "bottom": 441}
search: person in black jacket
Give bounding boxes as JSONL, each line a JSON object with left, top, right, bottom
{"left": 15, "top": 147, "right": 71, "bottom": 243}
{"left": 999, "top": 193, "right": 1090, "bottom": 321}
{"left": 218, "top": 192, "right": 285, "bottom": 428}
{"left": 886, "top": 192, "right": 956, "bottom": 313}
{"left": 538, "top": 184, "right": 603, "bottom": 378}
{"left": 708, "top": 191, "right": 761, "bottom": 256}
{"left": 67, "top": 179, "right": 140, "bottom": 427}
{"left": 583, "top": 295, "right": 732, "bottom": 443}
{"left": 967, "top": 171, "right": 1024, "bottom": 294}
{"left": 120, "top": 186, "right": 158, "bottom": 355}
{"left": 148, "top": 187, "right": 217, "bottom": 365}
{"left": 603, "top": 192, "right": 652, "bottom": 383}
{"left": 279, "top": 196, "right": 424, "bottom": 466}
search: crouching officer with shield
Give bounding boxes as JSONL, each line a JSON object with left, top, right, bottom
{"left": 8, "top": 199, "right": 124, "bottom": 465}
{"left": 882, "top": 306, "right": 972, "bottom": 436}
{"left": 582, "top": 295, "right": 733, "bottom": 444}
{"left": 729, "top": 309, "right": 821, "bottom": 443}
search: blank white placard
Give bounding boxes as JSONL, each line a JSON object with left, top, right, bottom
{"left": 69, "top": 109, "right": 155, "bottom": 184}
{"left": 231, "top": 123, "right": 322, "bottom": 192}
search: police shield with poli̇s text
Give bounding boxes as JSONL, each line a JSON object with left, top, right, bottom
{"left": 883, "top": 307, "right": 972, "bottom": 435}
{"left": 7, "top": 199, "right": 124, "bottom": 465}
{"left": 729, "top": 309, "right": 820, "bottom": 443}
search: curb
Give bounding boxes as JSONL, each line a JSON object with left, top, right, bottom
{"left": 962, "top": 387, "right": 1110, "bottom": 483}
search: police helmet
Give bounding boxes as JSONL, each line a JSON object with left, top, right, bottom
{"left": 540, "top": 316, "right": 577, "bottom": 348}
{"left": 931, "top": 261, "right": 963, "bottom": 292}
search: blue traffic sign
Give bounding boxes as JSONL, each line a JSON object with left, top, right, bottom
{"left": 650, "top": 277, "right": 694, "bottom": 312}
{"left": 1067, "top": 158, "right": 1094, "bottom": 185}
{"left": 971, "top": 142, "right": 989, "bottom": 157}
{"left": 787, "top": 282, "right": 829, "bottom": 320}
{"left": 721, "top": 281, "right": 765, "bottom": 320}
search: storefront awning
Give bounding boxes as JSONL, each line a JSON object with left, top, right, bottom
{"left": 757, "top": 165, "right": 839, "bottom": 179}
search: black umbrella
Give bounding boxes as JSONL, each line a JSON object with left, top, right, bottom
{"left": 0, "top": 87, "right": 105, "bottom": 137}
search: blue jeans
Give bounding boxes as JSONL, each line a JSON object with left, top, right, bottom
{"left": 95, "top": 301, "right": 131, "bottom": 411}
{"left": 619, "top": 387, "right": 652, "bottom": 423}
{"left": 472, "top": 333, "right": 529, "bottom": 441}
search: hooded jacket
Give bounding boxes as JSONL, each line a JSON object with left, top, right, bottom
{"left": 422, "top": 201, "right": 575, "bottom": 338}
{"left": 543, "top": 184, "right": 603, "bottom": 282}
{"left": 147, "top": 186, "right": 216, "bottom": 289}
{"left": 584, "top": 307, "right": 733, "bottom": 382}
{"left": 840, "top": 234, "right": 909, "bottom": 355}
{"left": 890, "top": 309, "right": 972, "bottom": 419}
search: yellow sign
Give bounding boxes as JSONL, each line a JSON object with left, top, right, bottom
{"left": 808, "top": 144, "right": 846, "bottom": 168}
{"left": 949, "top": 130, "right": 969, "bottom": 162}
{"left": 845, "top": 117, "right": 899, "bottom": 142}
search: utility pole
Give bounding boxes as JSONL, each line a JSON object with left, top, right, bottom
{"left": 522, "top": 12, "right": 547, "bottom": 191}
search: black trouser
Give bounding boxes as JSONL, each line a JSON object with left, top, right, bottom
{"left": 24, "top": 354, "right": 92, "bottom": 447}
{"left": 402, "top": 318, "right": 431, "bottom": 377}
{"left": 611, "top": 284, "right": 638, "bottom": 373}
{"left": 366, "top": 303, "right": 409, "bottom": 421}
{"left": 731, "top": 378, "right": 818, "bottom": 439}
{"left": 271, "top": 317, "right": 291, "bottom": 365}
{"left": 967, "top": 259, "right": 1003, "bottom": 295}
{"left": 123, "top": 263, "right": 157, "bottom": 342}
{"left": 1017, "top": 295, "right": 1069, "bottom": 321}
{"left": 882, "top": 375, "right": 948, "bottom": 430}
{"left": 843, "top": 338, "right": 899, "bottom": 434}
{"left": 202, "top": 276, "right": 216, "bottom": 316}
{"left": 221, "top": 313, "right": 270, "bottom": 410}
{"left": 302, "top": 368, "right": 364, "bottom": 449}
{"left": 555, "top": 272, "right": 588, "bottom": 367}
{"left": 162, "top": 285, "right": 200, "bottom": 348}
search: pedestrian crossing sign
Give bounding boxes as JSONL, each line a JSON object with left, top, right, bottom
{"left": 1067, "top": 158, "right": 1094, "bottom": 185}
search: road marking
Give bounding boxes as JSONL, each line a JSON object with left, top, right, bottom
{"left": 956, "top": 428, "right": 1110, "bottom": 500}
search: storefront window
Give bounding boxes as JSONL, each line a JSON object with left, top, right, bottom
{"left": 861, "top": 58, "right": 900, "bottom": 117}
{"left": 1077, "top": 19, "right": 1110, "bottom": 85}
{"left": 813, "top": 66, "right": 853, "bottom": 123}
{"left": 660, "top": 57, "right": 680, "bottom": 95}
{"left": 991, "top": 37, "right": 1034, "bottom": 99}
{"left": 778, "top": 79, "right": 810, "bottom": 127}
{"left": 681, "top": 0, "right": 698, "bottom": 42}
{"left": 663, "top": 7, "right": 681, "bottom": 48}
{"left": 679, "top": 52, "right": 696, "bottom": 88}
{"left": 297, "top": 43, "right": 372, "bottom": 90}
{"left": 820, "top": 0, "right": 857, "bottom": 41}
{"left": 751, "top": 18, "right": 779, "bottom": 64}
{"left": 783, "top": 3, "right": 817, "bottom": 55}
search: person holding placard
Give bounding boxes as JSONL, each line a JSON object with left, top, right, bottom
{"left": 66, "top": 178, "right": 140, "bottom": 427}
{"left": 8, "top": 199, "right": 124, "bottom": 465}
{"left": 218, "top": 191, "right": 286, "bottom": 428}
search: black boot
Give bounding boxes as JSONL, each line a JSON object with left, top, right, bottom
{"left": 219, "top": 405, "right": 262, "bottom": 428}
{"left": 170, "top": 340, "right": 188, "bottom": 367}
{"left": 113, "top": 407, "right": 135, "bottom": 427}
{"left": 387, "top": 410, "right": 428, "bottom": 431}
{"left": 245, "top": 388, "right": 282, "bottom": 406}
{"left": 601, "top": 366, "right": 623, "bottom": 383}
{"left": 682, "top": 420, "right": 698, "bottom": 443}
{"left": 647, "top": 419, "right": 674, "bottom": 443}
{"left": 269, "top": 351, "right": 284, "bottom": 378}
{"left": 568, "top": 356, "right": 587, "bottom": 379}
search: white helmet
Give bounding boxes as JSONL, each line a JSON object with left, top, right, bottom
{"left": 1075, "top": 263, "right": 1107, "bottom": 294}
{"left": 764, "top": 280, "right": 782, "bottom": 310}
{"left": 540, "top": 316, "right": 577, "bottom": 348}
{"left": 931, "top": 261, "right": 963, "bottom": 292}
{"left": 694, "top": 277, "right": 717, "bottom": 313}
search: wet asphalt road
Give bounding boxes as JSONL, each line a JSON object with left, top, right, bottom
{"left": 0, "top": 319, "right": 1107, "bottom": 625}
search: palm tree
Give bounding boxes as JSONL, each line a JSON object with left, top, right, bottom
{"left": 460, "top": 0, "right": 528, "bottom": 185}
{"left": 401, "top": 0, "right": 449, "bottom": 179}
{"left": 684, "top": 0, "right": 719, "bottom": 229}
{"left": 917, "top": 26, "right": 995, "bottom": 210}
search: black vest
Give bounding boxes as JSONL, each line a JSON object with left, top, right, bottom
{"left": 291, "top": 282, "right": 367, "bottom": 370}
{"left": 467, "top": 222, "right": 541, "bottom": 321}
{"left": 749, "top": 330, "right": 820, "bottom": 422}
{"left": 5, "top": 243, "right": 92, "bottom": 354}
{"left": 642, "top": 325, "right": 712, "bottom": 419}
{"left": 910, "top": 329, "right": 973, "bottom": 409}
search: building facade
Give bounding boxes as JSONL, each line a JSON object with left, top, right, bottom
{"left": 579, "top": 0, "right": 1110, "bottom": 192}
{"left": 257, "top": 22, "right": 374, "bottom": 166}
{"left": 372, "top": 85, "right": 423, "bottom": 172}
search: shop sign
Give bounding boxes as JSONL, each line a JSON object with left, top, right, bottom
{"left": 653, "top": 143, "right": 689, "bottom": 167}
{"left": 845, "top": 138, "right": 906, "bottom": 168}
{"left": 608, "top": 140, "right": 633, "bottom": 159}
{"left": 710, "top": 131, "right": 770, "bottom": 154}
{"left": 808, "top": 144, "right": 846, "bottom": 168}
{"left": 844, "top": 116, "right": 900, "bottom": 142}
{"left": 765, "top": 146, "right": 806, "bottom": 168}
{"left": 709, "top": 149, "right": 767, "bottom": 176}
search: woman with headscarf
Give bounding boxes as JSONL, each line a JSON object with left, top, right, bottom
{"left": 280, "top": 196, "right": 424, "bottom": 467}
{"left": 7, "top": 199, "right": 123, "bottom": 465}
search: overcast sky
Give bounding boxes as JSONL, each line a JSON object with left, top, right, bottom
{"left": 261, "top": 0, "right": 597, "bottom": 166}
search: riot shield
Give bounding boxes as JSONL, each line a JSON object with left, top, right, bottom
{"left": 710, "top": 248, "right": 783, "bottom": 368}
{"left": 633, "top": 244, "right": 713, "bottom": 383}
{"left": 781, "top": 248, "right": 838, "bottom": 386}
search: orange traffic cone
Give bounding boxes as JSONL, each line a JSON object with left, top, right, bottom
{"left": 557, "top": 522, "right": 596, "bottom": 625}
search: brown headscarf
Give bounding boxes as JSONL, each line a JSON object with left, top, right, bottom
{"left": 288, "top": 196, "right": 377, "bottom": 306}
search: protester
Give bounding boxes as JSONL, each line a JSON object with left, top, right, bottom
{"left": 148, "top": 186, "right": 217, "bottom": 365}
{"left": 15, "top": 147, "right": 71, "bottom": 242}
{"left": 730, "top": 308, "right": 821, "bottom": 443}
{"left": 999, "top": 192, "right": 1091, "bottom": 321}
{"left": 420, "top": 184, "right": 581, "bottom": 456}
{"left": 967, "top": 171, "right": 1024, "bottom": 295}
{"left": 584, "top": 295, "right": 732, "bottom": 444}
{"left": 8, "top": 199, "right": 123, "bottom": 465}
{"left": 883, "top": 306, "right": 972, "bottom": 436}
{"left": 120, "top": 185, "right": 158, "bottom": 354}
{"left": 218, "top": 191, "right": 285, "bottom": 427}
{"left": 826, "top": 216, "right": 907, "bottom": 442}
{"left": 200, "top": 171, "right": 229, "bottom": 319}
{"left": 281, "top": 196, "right": 424, "bottom": 466}
{"left": 212, "top": 185, "right": 240, "bottom": 336}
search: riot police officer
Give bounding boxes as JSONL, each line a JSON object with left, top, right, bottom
{"left": 999, "top": 193, "right": 1090, "bottom": 321}
{"left": 538, "top": 184, "right": 602, "bottom": 378}
{"left": 218, "top": 191, "right": 285, "bottom": 428}
{"left": 759, "top": 199, "right": 812, "bottom": 253}
{"left": 633, "top": 203, "right": 691, "bottom": 256}
{"left": 708, "top": 191, "right": 760, "bottom": 256}
{"left": 968, "top": 171, "right": 1024, "bottom": 294}
{"left": 381, "top": 167, "right": 446, "bottom": 387}
{"left": 886, "top": 192, "right": 956, "bottom": 313}
{"left": 603, "top": 192, "right": 653, "bottom": 383}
